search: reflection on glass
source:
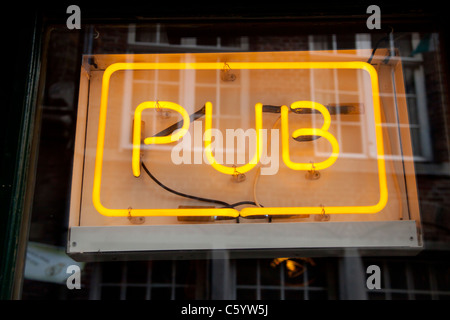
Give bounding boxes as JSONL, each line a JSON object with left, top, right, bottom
{"left": 22, "top": 19, "right": 450, "bottom": 300}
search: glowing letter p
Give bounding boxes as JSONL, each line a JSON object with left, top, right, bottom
{"left": 132, "top": 101, "right": 190, "bottom": 177}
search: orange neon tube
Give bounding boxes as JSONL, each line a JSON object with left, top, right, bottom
{"left": 93, "top": 61, "right": 387, "bottom": 217}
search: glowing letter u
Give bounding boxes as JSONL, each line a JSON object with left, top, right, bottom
{"left": 204, "top": 101, "right": 263, "bottom": 175}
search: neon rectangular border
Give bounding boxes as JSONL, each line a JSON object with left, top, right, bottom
{"left": 92, "top": 61, "right": 387, "bottom": 217}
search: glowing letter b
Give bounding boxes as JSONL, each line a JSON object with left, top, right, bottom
{"left": 281, "top": 101, "right": 339, "bottom": 171}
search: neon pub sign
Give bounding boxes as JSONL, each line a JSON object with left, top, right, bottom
{"left": 93, "top": 61, "right": 387, "bottom": 218}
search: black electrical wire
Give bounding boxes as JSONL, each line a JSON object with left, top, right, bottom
{"left": 141, "top": 161, "right": 261, "bottom": 209}
{"left": 367, "top": 27, "right": 394, "bottom": 64}
{"left": 141, "top": 161, "right": 230, "bottom": 207}
{"left": 367, "top": 35, "right": 389, "bottom": 64}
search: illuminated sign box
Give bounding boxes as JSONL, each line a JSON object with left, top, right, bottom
{"left": 67, "top": 50, "right": 422, "bottom": 260}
